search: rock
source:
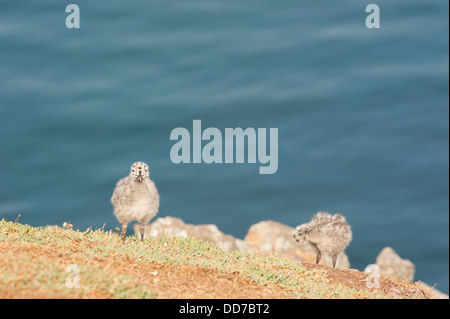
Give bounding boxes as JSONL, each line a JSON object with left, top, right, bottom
{"left": 372, "top": 247, "right": 415, "bottom": 282}
{"left": 136, "top": 217, "right": 350, "bottom": 268}
{"left": 135, "top": 216, "right": 251, "bottom": 252}
{"left": 244, "top": 220, "right": 350, "bottom": 269}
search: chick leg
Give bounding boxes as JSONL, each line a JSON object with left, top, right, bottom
{"left": 316, "top": 250, "right": 321, "bottom": 264}
{"left": 121, "top": 222, "right": 127, "bottom": 242}
{"left": 139, "top": 223, "right": 145, "bottom": 242}
{"left": 332, "top": 255, "right": 337, "bottom": 268}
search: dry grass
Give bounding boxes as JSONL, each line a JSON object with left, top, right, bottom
{"left": 0, "top": 219, "right": 430, "bottom": 299}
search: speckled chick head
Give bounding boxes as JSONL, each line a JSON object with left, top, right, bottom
{"left": 130, "top": 161, "right": 149, "bottom": 182}
{"left": 293, "top": 223, "right": 312, "bottom": 245}
{"left": 294, "top": 212, "right": 331, "bottom": 242}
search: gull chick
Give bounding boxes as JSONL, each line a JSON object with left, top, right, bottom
{"left": 293, "top": 212, "right": 352, "bottom": 268}
{"left": 111, "top": 161, "right": 160, "bottom": 241}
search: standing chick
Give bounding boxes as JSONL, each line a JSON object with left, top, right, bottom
{"left": 293, "top": 212, "right": 352, "bottom": 268}
{"left": 111, "top": 161, "right": 160, "bottom": 242}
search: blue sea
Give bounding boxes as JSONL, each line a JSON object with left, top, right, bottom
{"left": 0, "top": 0, "right": 448, "bottom": 294}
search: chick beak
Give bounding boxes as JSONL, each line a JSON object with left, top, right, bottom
{"left": 137, "top": 173, "right": 143, "bottom": 182}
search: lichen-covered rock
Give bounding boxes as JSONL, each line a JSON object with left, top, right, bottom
{"left": 136, "top": 217, "right": 350, "bottom": 268}
{"left": 370, "top": 247, "right": 415, "bottom": 282}
{"left": 135, "top": 216, "right": 251, "bottom": 252}
{"left": 244, "top": 220, "right": 350, "bottom": 269}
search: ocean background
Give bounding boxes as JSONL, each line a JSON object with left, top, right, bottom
{"left": 0, "top": 0, "right": 448, "bottom": 293}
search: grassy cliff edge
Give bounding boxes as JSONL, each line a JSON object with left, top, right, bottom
{"left": 0, "top": 219, "right": 431, "bottom": 299}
